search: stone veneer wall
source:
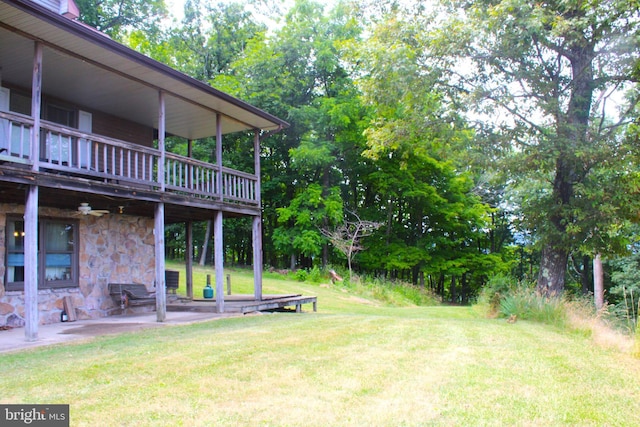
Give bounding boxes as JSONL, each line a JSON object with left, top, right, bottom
{"left": 0, "top": 203, "right": 156, "bottom": 327}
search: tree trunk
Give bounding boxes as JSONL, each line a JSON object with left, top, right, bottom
{"left": 450, "top": 275, "right": 456, "bottom": 304}
{"left": 536, "top": 244, "right": 568, "bottom": 296}
{"left": 461, "top": 273, "right": 468, "bottom": 304}
{"left": 593, "top": 253, "right": 604, "bottom": 310}
{"left": 199, "top": 219, "right": 212, "bottom": 266}
{"left": 538, "top": 35, "right": 594, "bottom": 296}
{"left": 581, "top": 255, "right": 591, "bottom": 295}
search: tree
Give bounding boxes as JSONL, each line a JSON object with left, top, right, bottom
{"left": 272, "top": 183, "right": 343, "bottom": 269}
{"left": 216, "top": 0, "right": 369, "bottom": 268}
{"left": 75, "top": 0, "right": 167, "bottom": 39}
{"left": 348, "top": 9, "right": 503, "bottom": 299}
{"left": 321, "top": 212, "right": 382, "bottom": 279}
{"left": 427, "top": 0, "right": 640, "bottom": 295}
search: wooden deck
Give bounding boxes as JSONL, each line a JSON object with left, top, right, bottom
{"left": 167, "top": 294, "right": 318, "bottom": 314}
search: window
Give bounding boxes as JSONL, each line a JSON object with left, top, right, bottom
{"left": 5, "top": 217, "right": 79, "bottom": 291}
{"left": 6, "top": 220, "right": 25, "bottom": 283}
{"left": 45, "top": 104, "right": 76, "bottom": 128}
{"left": 43, "top": 103, "right": 76, "bottom": 164}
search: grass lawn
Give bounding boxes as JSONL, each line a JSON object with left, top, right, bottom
{"left": 2, "top": 264, "right": 640, "bottom": 426}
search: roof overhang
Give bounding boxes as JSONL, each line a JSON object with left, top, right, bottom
{"left": 0, "top": 0, "right": 288, "bottom": 139}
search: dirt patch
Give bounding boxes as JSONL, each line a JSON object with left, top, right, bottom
{"left": 59, "top": 322, "right": 162, "bottom": 336}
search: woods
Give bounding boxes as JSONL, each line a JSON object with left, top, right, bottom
{"left": 89, "top": 0, "right": 640, "bottom": 308}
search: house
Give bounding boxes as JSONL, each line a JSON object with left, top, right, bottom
{"left": 0, "top": 0, "right": 289, "bottom": 341}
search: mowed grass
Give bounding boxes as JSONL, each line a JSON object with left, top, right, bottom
{"left": 2, "top": 265, "right": 640, "bottom": 426}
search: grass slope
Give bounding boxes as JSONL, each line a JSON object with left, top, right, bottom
{"left": 2, "top": 266, "right": 640, "bottom": 426}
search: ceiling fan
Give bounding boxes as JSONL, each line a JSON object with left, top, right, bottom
{"left": 76, "top": 202, "right": 110, "bottom": 217}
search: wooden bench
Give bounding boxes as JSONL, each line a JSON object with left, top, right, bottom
{"left": 109, "top": 283, "right": 156, "bottom": 308}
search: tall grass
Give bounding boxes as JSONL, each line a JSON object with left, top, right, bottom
{"left": 339, "top": 273, "right": 439, "bottom": 307}
{"left": 475, "top": 275, "right": 638, "bottom": 354}
{"left": 499, "top": 288, "right": 567, "bottom": 325}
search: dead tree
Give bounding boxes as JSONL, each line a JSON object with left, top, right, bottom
{"left": 322, "top": 212, "right": 382, "bottom": 280}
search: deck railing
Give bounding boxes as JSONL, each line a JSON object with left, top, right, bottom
{"left": 0, "top": 111, "right": 258, "bottom": 206}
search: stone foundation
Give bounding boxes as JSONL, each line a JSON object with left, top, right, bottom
{"left": 0, "top": 203, "right": 157, "bottom": 327}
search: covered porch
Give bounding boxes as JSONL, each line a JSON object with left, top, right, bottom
{"left": 0, "top": 0, "right": 291, "bottom": 342}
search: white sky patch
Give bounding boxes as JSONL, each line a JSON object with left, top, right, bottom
{"left": 166, "top": 0, "right": 185, "bottom": 21}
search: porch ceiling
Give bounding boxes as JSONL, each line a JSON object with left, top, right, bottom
{"left": 0, "top": 180, "right": 247, "bottom": 223}
{"left": 0, "top": 0, "right": 288, "bottom": 139}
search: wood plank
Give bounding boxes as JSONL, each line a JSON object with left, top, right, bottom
{"left": 168, "top": 294, "right": 317, "bottom": 315}
{"left": 240, "top": 296, "right": 318, "bottom": 314}
{"left": 63, "top": 296, "right": 77, "bottom": 322}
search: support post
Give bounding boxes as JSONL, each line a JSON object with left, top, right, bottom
{"left": 155, "top": 91, "right": 167, "bottom": 320}
{"left": 186, "top": 139, "right": 193, "bottom": 299}
{"left": 186, "top": 221, "right": 193, "bottom": 299}
{"left": 216, "top": 114, "right": 223, "bottom": 201}
{"left": 158, "top": 91, "right": 166, "bottom": 191}
{"left": 24, "top": 186, "right": 39, "bottom": 341}
{"left": 30, "top": 42, "right": 42, "bottom": 170}
{"left": 155, "top": 203, "right": 166, "bottom": 321}
{"left": 253, "top": 216, "right": 263, "bottom": 301}
{"left": 214, "top": 210, "right": 224, "bottom": 313}
{"left": 253, "top": 131, "right": 263, "bottom": 301}
{"left": 24, "top": 42, "right": 42, "bottom": 342}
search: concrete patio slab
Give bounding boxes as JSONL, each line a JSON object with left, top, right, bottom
{"left": 0, "top": 311, "right": 237, "bottom": 354}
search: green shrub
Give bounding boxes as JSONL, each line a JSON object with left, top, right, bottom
{"left": 476, "top": 274, "right": 519, "bottom": 316}
{"left": 294, "top": 269, "right": 308, "bottom": 282}
{"left": 293, "top": 266, "right": 327, "bottom": 283}
{"left": 307, "top": 266, "right": 324, "bottom": 283}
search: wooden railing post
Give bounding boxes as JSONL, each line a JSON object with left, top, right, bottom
{"left": 216, "top": 113, "right": 223, "bottom": 201}
{"left": 158, "top": 91, "right": 166, "bottom": 191}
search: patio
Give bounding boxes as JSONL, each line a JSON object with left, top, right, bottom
{"left": 0, "top": 311, "right": 238, "bottom": 354}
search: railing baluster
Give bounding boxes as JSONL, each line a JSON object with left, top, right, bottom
{"left": 109, "top": 145, "right": 114, "bottom": 174}
{"left": 242, "top": 178, "right": 247, "bottom": 200}
{"left": 75, "top": 137, "right": 80, "bottom": 168}
{"left": 149, "top": 154, "right": 154, "bottom": 182}
{"left": 117, "top": 148, "right": 122, "bottom": 177}
{"left": 176, "top": 160, "right": 180, "bottom": 188}
{"left": 134, "top": 152, "right": 139, "bottom": 179}
{"left": 66, "top": 136, "right": 72, "bottom": 165}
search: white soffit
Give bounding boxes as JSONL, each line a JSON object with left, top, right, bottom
{"left": 0, "top": 0, "right": 288, "bottom": 138}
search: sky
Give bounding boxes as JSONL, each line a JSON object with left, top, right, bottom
{"left": 166, "top": 0, "right": 185, "bottom": 21}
